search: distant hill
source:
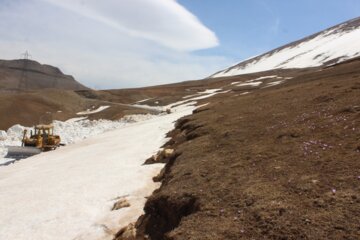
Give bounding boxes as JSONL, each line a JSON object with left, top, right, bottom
{"left": 0, "top": 59, "right": 89, "bottom": 90}
{"left": 211, "top": 17, "right": 360, "bottom": 78}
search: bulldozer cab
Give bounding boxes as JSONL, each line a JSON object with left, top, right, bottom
{"left": 33, "top": 125, "right": 53, "bottom": 137}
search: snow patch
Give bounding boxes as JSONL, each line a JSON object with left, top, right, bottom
{"left": 54, "top": 115, "right": 156, "bottom": 145}
{"left": 137, "top": 88, "right": 224, "bottom": 110}
{"left": 236, "top": 82, "right": 262, "bottom": 87}
{"left": 66, "top": 117, "right": 88, "bottom": 123}
{"left": 77, "top": 106, "right": 110, "bottom": 115}
{"left": 182, "top": 93, "right": 199, "bottom": 99}
{"left": 262, "top": 80, "right": 285, "bottom": 88}
{"left": 0, "top": 131, "right": 7, "bottom": 141}
{"left": 136, "top": 98, "right": 152, "bottom": 103}
{"left": 246, "top": 75, "right": 278, "bottom": 82}
{"left": 198, "top": 88, "right": 222, "bottom": 94}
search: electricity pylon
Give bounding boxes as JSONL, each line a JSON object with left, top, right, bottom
{"left": 18, "top": 51, "right": 32, "bottom": 89}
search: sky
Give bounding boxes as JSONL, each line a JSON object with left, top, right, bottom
{"left": 0, "top": 0, "right": 359, "bottom": 89}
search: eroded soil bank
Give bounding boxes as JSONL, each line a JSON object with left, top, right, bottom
{"left": 117, "top": 59, "right": 360, "bottom": 240}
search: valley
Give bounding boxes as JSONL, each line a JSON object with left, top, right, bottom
{"left": 0, "top": 14, "right": 359, "bottom": 240}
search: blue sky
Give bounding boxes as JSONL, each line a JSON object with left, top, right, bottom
{"left": 180, "top": 0, "right": 360, "bottom": 60}
{"left": 0, "top": 0, "right": 359, "bottom": 89}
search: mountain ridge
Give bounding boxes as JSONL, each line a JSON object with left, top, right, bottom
{"left": 0, "top": 59, "right": 89, "bottom": 90}
{"left": 211, "top": 16, "right": 360, "bottom": 78}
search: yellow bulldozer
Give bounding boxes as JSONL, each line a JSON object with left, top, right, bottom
{"left": 22, "top": 124, "right": 61, "bottom": 150}
{"left": 5, "top": 124, "right": 61, "bottom": 160}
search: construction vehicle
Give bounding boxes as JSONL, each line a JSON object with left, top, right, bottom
{"left": 22, "top": 124, "right": 61, "bottom": 150}
{"left": 5, "top": 124, "right": 61, "bottom": 160}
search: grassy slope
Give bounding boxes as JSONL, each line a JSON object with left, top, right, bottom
{"left": 134, "top": 59, "right": 360, "bottom": 240}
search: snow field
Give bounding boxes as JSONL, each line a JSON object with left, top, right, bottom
{"left": 0, "top": 89, "right": 222, "bottom": 240}
{"left": 0, "top": 114, "right": 157, "bottom": 165}
{"left": 0, "top": 104, "right": 194, "bottom": 240}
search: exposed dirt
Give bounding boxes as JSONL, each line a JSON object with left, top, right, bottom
{"left": 0, "top": 89, "right": 150, "bottom": 130}
{"left": 0, "top": 89, "right": 86, "bottom": 129}
{"left": 131, "top": 59, "right": 360, "bottom": 239}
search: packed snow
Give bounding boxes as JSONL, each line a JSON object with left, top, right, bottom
{"left": 0, "top": 89, "right": 222, "bottom": 240}
{"left": 131, "top": 103, "right": 164, "bottom": 112}
{"left": 0, "top": 125, "right": 33, "bottom": 164}
{"left": 182, "top": 93, "right": 199, "bottom": 99}
{"left": 77, "top": 106, "right": 110, "bottom": 115}
{"left": 136, "top": 98, "right": 153, "bottom": 103}
{"left": 212, "top": 22, "right": 360, "bottom": 78}
{"left": 189, "top": 92, "right": 220, "bottom": 101}
{"left": 262, "top": 80, "right": 285, "bottom": 88}
{"left": 230, "top": 76, "right": 278, "bottom": 87}
{"left": 0, "top": 115, "right": 157, "bottom": 165}
{"left": 0, "top": 131, "right": 6, "bottom": 140}
{"left": 55, "top": 115, "right": 156, "bottom": 145}
{"left": 246, "top": 75, "right": 279, "bottom": 82}
{"left": 181, "top": 88, "right": 222, "bottom": 100}
{"left": 197, "top": 89, "right": 222, "bottom": 94}
{"left": 65, "top": 116, "right": 88, "bottom": 123}
{"left": 235, "top": 82, "right": 262, "bottom": 87}
{"left": 134, "top": 88, "right": 224, "bottom": 110}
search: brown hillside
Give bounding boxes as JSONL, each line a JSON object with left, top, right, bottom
{"left": 131, "top": 58, "right": 360, "bottom": 240}
{"left": 0, "top": 59, "right": 88, "bottom": 90}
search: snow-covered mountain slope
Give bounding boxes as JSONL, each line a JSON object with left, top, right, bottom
{"left": 212, "top": 17, "right": 360, "bottom": 78}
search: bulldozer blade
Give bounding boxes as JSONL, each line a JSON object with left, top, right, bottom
{"left": 5, "top": 146, "right": 41, "bottom": 159}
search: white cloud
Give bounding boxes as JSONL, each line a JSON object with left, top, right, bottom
{"left": 0, "top": 0, "right": 231, "bottom": 89}
{"left": 39, "top": 0, "right": 219, "bottom": 51}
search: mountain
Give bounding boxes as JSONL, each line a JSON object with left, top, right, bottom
{"left": 0, "top": 59, "right": 89, "bottom": 90}
{"left": 211, "top": 17, "right": 360, "bottom": 78}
